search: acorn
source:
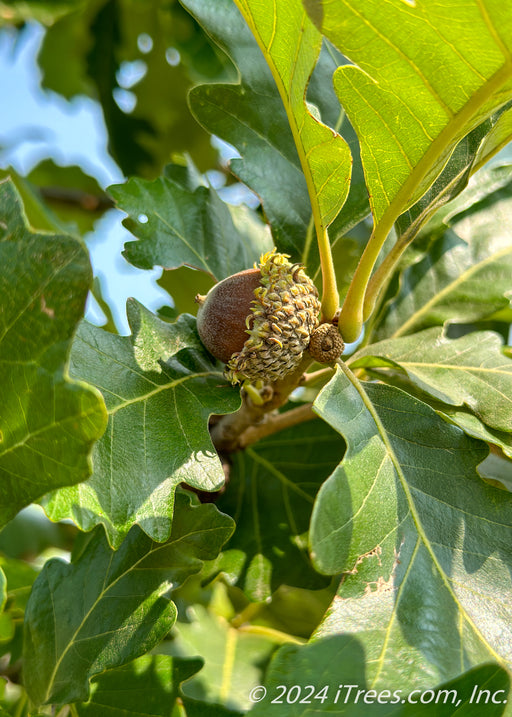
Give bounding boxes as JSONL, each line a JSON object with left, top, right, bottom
{"left": 196, "top": 249, "right": 321, "bottom": 384}
{"left": 308, "top": 323, "right": 344, "bottom": 363}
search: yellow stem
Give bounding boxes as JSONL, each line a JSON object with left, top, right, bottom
{"left": 318, "top": 226, "right": 339, "bottom": 321}
{"left": 337, "top": 221, "right": 391, "bottom": 342}
{"left": 363, "top": 236, "right": 410, "bottom": 319}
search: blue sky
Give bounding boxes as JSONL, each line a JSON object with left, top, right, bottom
{"left": 0, "top": 22, "right": 171, "bottom": 333}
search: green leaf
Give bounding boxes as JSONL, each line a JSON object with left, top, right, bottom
{"left": 233, "top": 0, "right": 351, "bottom": 232}
{"left": 394, "top": 105, "right": 512, "bottom": 245}
{"left": 0, "top": 167, "right": 66, "bottom": 234}
{"left": 23, "top": 491, "right": 234, "bottom": 706}
{"left": 184, "top": 0, "right": 361, "bottom": 271}
{"left": 157, "top": 265, "right": 215, "bottom": 317}
{"left": 110, "top": 163, "right": 272, "bottom": 279}
{"left": 0, "top": 178, "right": 107, "bottom": 529}
{"left": 214, "top": 419, "right": 344, "bottom": 601}
{"left": 0, "top": 0, "right": 78, "bottom": 25}
{"left": 423, "top": 159, "right": 512, "bottom": 242}
{"left": 396, "top": 664, "right": 510, "bottom": 717}
{"left": 309, "top": 44, "right": 371, "bottom": 253}
{"left": 184, "top": 0, "right": 311, "bottom": 262}
{"left": 26, "top": 159, "right": 111, "bottom": 235}
{"left": 0, "top": 555, "right": 38, "bottom": 615}
{"left": 43, "top": 300, "right": 240, "bottom": 547}
{"left": 475, "top": 106, "right": 512, "bottom": 169}
{"left": 479, "top": 450, "right": 512, "bottom": 492}
{"left": 308, "top": 0, "right": 512, "bottom": 232}
{"left": 310, "top": 366, "right": 512, "bottom": 688}
{"left": 170, "top": 604, "right": 279, "bottom": 712}
{"left": 37, "top": 1, "right": 100, "bottom": 99}
{"left": 440, "top": 408, "right": 512, "bottom": 461}
{"left": 0, "top": 568, "right": 6, "bottom": 614}
{"left": 372, "top": 194, "right": 512, "bottom": 340}
{"left": 0, "top": 504, "right": 74, "bottom": 560}
{"left": 352, "top": 328, "right": 512, "bottom": 433}
{"left": 76, "top": 654, "right": 203, "bottom": 716}
{"left": 0, "top": 554, "right": 38, "bottom": 645}
{"left": 249, "top": 635, "right": 367, "bottom": 716}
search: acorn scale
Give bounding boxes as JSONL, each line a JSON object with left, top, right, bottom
{"left": 196, "top": 250, "right": 321, "bottom": 384}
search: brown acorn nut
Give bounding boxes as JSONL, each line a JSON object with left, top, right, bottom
{"left": 196, "top": 250, "right": 321, "bottom": 384}
{"left": 196, "top": 268, "right": 261, "bottom": 364}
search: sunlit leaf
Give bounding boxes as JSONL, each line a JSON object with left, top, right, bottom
{"left": 394, "top": 105, "right": 512, "bottom": 244}
{"left": 43, "top": 300, "right": 240, "bottom": 547}
{"left": 307, "top": 0, "right": 512, "bottom": 231}
{"left": 352, "top": 328, "right": 512, "bottom": 433}
{"left": 184, "top": 0, "right": 361, "bottom": 273}
{"left": 184, "top": 0, "right": 310, "bottom": 262}
{"left": 233, "top": 0, "right": 351, "bottom": 233}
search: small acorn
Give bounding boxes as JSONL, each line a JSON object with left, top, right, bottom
{"left": 196, "top": 249, "right": 321, "bottom": 384}
{"left": 308, "top": 323, "right": 344, "bottom": 363}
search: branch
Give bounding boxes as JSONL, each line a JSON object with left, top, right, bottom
{"left": 302, "top": 366, "right": 335, "bottom": 386}
{"left": 237, "top": 402, "right": 316, "bottom": 449}
{"left": 211, "top": 354, "right": 314, "bottom": 453}
{"left": 40, "top": 186, "right": 114, "bottom": 212}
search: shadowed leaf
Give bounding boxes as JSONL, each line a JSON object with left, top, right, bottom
{"left": 24, "top": 492, "right": 234, "bottom": 706}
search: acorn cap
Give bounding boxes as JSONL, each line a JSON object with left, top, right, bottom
{"left": 196, "top": 249, "right": 321, "bottom": 385}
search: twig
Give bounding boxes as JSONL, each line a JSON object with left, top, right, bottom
{"left": 40, "top": 186, "right": 114, "bottom": 212}
{"left": 211, "top": 354, "right": 313, "bottom": 453}
{"left": 237, "top": 402, "right": 316, "bottom": 449}
{"left": 301, "top": 366, "right": 335, "bottom": 386}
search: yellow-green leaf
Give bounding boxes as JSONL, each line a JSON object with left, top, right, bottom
{"left": 308, "top": 0, "right": 512, "bottom": 232}
{"left": 234, "top": 0, "right": 351, "bottom": 235}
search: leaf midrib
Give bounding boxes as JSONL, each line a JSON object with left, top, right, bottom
{"left": 368, "top": 13, "right": 512, "bottom": 228}
{"left": 246, "top": 448, "right": 314, "bottom": 503}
